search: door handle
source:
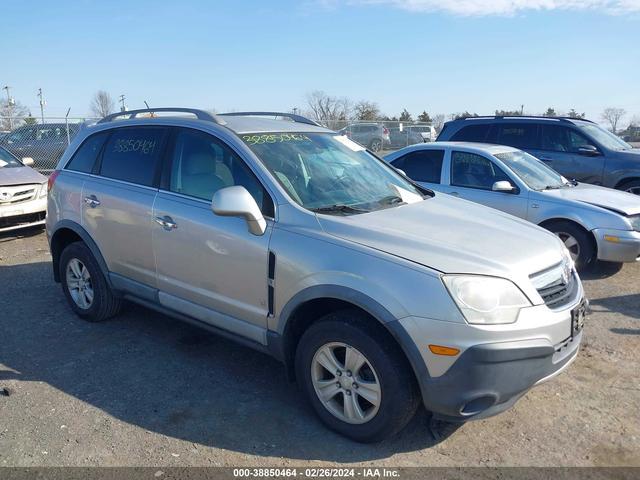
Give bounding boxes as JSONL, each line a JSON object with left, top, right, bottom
{"left": 539, "top": 156, "right": 553, "bottom": 162}
{"left": 155, "top": 215, "right": 177, "bottom": 231}
{"left": 83, "top": 195, "right": 100, "bottom": 208}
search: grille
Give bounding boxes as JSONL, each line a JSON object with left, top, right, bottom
{"left": 0, "top": 211, "right": 46, "bottom": 229}
{"left": 0, "top": 184, "right": 38, "bottom": 204}
{"left": 531, "top": 261, "right": 577, "bottom": 310}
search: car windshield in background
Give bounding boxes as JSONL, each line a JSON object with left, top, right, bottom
{"left": 0, "top": 147, "right": 21, "bottom": 168}
{"left": 242, "top": 133, "right": 425, "bottom": 213}
{"left": 576, "top": 123, "right": 632, "bottom": 151}
{"left": 496, "top": 150, "right": 569, "bottom": 191}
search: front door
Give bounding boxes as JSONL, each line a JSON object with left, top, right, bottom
{"left": 152, "top": 127, "right": 274, "bottom": 344}
{"left": 445, "top": 150, "right": 529, "bottom": 218}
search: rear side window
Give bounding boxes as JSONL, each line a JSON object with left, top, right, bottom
{"left": 99, "top": 127, "right": 166, "bottom": 186}
{"left": 496, "top": 124, "right": 539, "bottom": 149}
{"left": 450, "top": 124, "right": 491, "bottom": 142}
{"left": 65, "top": 132, "right": 109, "bottom": 173}
{"left": 392, "top": 150, "right": 444, "bottom": 183}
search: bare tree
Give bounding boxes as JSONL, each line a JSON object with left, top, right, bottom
{"left": 0, "top": 99, "right": 29, "bottom": 130}
{"left": 432, "top": 113, "right": 446, "bottom": 133}
{"left": 352, "top": 100, "right": 380, "bottom": 121}
{"left": 601, "top": 107, "right": 626, "bottom": 134}
{"left": 305, "top": 91, "right": 351, "bottom": 129}
{"left": 90, "top": 90, "right": 116, "bottom": 118}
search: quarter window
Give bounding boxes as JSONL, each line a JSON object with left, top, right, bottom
{"left": 66, "top": 132, "right": 109, "bottom": 173}
{"left": 451, "top": 151, "right": 511, "bottom": 190}
{"left": 393, "top": 150, "right": 444, "bottom": 183}
{"left": 168, "top": 128, "right": 274, "bottom": 216}
{"left": 99, "top": 127, "right": 166, "bottom": 186}
{"left": 450, "top": 124, "right": 491, "bottom": 143}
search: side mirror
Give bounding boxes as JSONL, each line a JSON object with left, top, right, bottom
{"left": 395, "top": 167, "right": 407, "bottom": 176}
{"left": 211, "top": 186, "right": 267, "bottom": 236}
{"left": 21, "top": 157, "right": 34, "bottom": 166}
{"left": 578, "top": 145, "right": 600, "bottom": 157}
{"left": 492, "top": 180, "right": 516, "bottom": 193}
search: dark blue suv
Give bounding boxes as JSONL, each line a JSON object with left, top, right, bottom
{"left": 437, "top": 116, "right": 640, "bottom": 194}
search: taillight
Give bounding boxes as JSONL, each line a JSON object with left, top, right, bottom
{"left": 48, "top": 170, "right": 61, "bottom": 193}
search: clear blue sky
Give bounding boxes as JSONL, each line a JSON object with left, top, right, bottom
{"left": 2, "top": 0, "right": 638, "bottom": 123}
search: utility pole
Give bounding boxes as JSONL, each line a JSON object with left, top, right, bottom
{"left": 2, "top": 85, "right": 15, "bottom": 130}
{"left": 37, "top": 88, "right": 46, "bottom": 124}
{"left": 292, "top": 107, "right": 299, "bottom": 115}
{"left": 119, "top": 94, "right": 126, "bottom": 112}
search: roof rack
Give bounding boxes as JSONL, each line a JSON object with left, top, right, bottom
{"left": 98, "top": 107, "right": 226, "bottom": 125}
{"left": 218, "top": 111, "right": 320, "bottom": 127}
{"left": 461, "top": 115, "right": 594, "bottom": 124}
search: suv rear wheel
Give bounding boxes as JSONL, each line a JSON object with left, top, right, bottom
{"left": 59, "top": 242, "right": 122, "bottom": 322}
{"left": 295, "top": 310, "right": 419, "bottom": 442}
{"left": 618, "top": 179, "right": 640, "bottom": 195}
{"left": 369, "top": 138, "right": 383, "bottom": 152}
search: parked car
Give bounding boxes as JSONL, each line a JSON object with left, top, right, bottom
{"left": 0, "top": 122, "right": 80, "bottom": 172}
{"left": 386, "top": 142, "right": 640, "bottom": 270}
{"left": 437, "top": 116, "right": 640, "bottom": 194}
{"left": 0, "top": 146, "right": 48, "bottom": 232}
{"left": 337, "top": 123, "right": 390, "bottom": 152}
{"left": 47, "top": 108, "right": 585, "bottom": 442}
{"left": 405, "top": 124, "right": 436, "bottom": 142}
{"left": 388, "top": 127, "right": 423, "bottom": 149}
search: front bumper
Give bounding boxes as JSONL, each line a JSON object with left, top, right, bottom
{"left": 0, "top": 197, "right": 47, "bottom": 232}
{"left": 398, "top": 292, "right": 584, "bottom": 422}
{"left": 593, "top": 228, "right": 640, "bottom": 263}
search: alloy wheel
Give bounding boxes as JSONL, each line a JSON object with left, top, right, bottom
{"left": 556, "top": 232, "right": 580, "bottom": 263}
{"left": 625, "top": 186, "right": 640, "bottom": 195}
{"left": 311, "top": 342, "right": 381, "bottom": 424}
{"left": 66, "top": 258, "right": 94, "bottom": 309}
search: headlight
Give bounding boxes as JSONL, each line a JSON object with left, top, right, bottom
{"left": 442, "top": 275, "right": 531, "bottom": 325}
{"left": 629, "top": 215, "right": 640, "bottom": 232}
{"left": 39, "top": 182, "right": 48, "bottom": 198}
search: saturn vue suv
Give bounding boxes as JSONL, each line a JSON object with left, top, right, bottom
{"left": 46, "top": 108, "right": 586, "bottom": 442}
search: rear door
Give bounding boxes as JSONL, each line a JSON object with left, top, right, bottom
{"left": 82, "top": 126, "right": 168, "bottom": 288}
{"left": 446, "top": 150, "right": 529, "bottom": 218}
{"left": 152, "top": 127, "right": 275, "bottom": 343}
{"left": 533, "top": 124, "right": 605, "bottom": 184}
{"left": 389, "top": 149, "right": 445, "bottom": 190}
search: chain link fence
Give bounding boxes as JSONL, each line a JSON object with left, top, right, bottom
{"left": 0, "top": 116, "right": 435, "bottom": 174}
{"left": 0, "top": 116, "right": 97, "bottom": 173}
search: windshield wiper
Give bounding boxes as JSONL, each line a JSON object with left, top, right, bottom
{"left": 541, "top": 184, "right": 562, "bottom": 190}
{"left": 377, "top": 195, "right": 405, "bottom": 206}
{"left": 310, "top": 204, "right": 370, "bottom": 215}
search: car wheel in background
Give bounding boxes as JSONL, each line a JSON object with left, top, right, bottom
{"left": 295, "top": 310, "right": 419, "bottom": 443}
{"left": 618, "top": 179, "right": 640, "bottom": 195}
{"left": 369, "top": 139, "right": 383, "bottom": 152}
{"left": 544, "top": 221, "right": 595, "bottom": 272}
{"left": 59, "top": 241, "right": 122, "bottom": 322}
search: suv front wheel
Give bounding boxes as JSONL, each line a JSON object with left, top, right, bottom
{"left": 295, "top": 310, "right": 419, "bottom": 442}
{"left": 59, "top": 242, "right": 122, "bottom": 322}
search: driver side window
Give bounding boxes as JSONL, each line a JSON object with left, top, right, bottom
{"left": 451, "top": 151, "right": 510, "bottom": 190}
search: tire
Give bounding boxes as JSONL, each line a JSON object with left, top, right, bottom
{"left": 59, "top": 241, "right": 122, "bottom": 322}
{"left": 369, "top": 138, "right": 383, "bottom": 152}
{"left": 617, "top": 179, "right": 640, "bottom": 196}
{"left": 544, "top": 220, "right": 595, "bottom": 272}
{"left": 295, "top": 310, "right": 419, "bottom": 443}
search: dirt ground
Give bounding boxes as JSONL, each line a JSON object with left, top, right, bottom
{"left": 0, "top": 228, "right": 639, "bottom": 467}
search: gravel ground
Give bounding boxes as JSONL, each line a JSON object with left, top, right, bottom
{"left": 0, "top": 227, "right": 639, "bottom": 467}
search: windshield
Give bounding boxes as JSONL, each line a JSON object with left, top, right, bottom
{"left": 495, "top": 150, "right": 569, "bottom": 190}
{"left": 0, "top": 147, "right": 21, "bottom": 168}
{"left": 242, "top": 132, "right": 425, "bottom": 213}
{"left": 576, "top": 123, "right": 632, "bottom": 151}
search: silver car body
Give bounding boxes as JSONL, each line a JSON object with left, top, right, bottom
{"left": 386, "top": 142, "right": 640, "bottom": 263}
{"left": 47, "top": 113, "right": 585, "bottom": 422}
{"left": 0, "top": 146, "right": 48, "bottom": 232}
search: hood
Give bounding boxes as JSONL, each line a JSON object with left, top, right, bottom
{"left": 317, "top": 194, "right": 564, "bottom": 279}
{"left": 0, "top": 166, "right": 47, "bottom": 186}
{"left": 542, "top": 183, "right": 640, "bottom": 216}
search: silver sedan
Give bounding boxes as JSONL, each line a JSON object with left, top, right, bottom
{"left": 385, "top": 142, "right": 640, "bottom": 270}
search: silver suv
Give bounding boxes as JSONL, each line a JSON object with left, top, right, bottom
{"left": 46, "top": 108, "right": 586, "bottom": 442}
